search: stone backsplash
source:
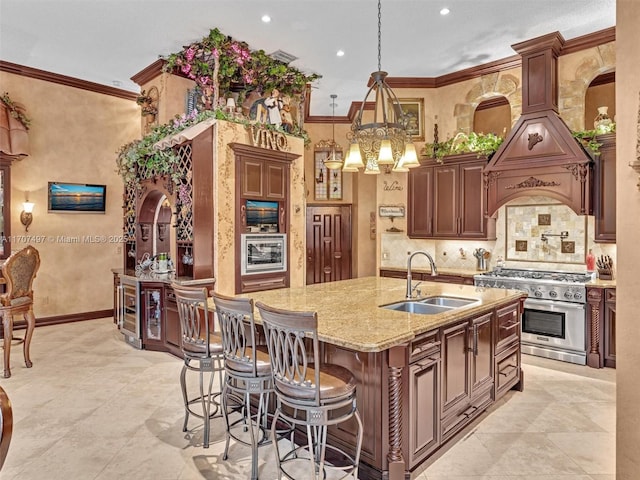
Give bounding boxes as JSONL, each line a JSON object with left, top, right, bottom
{"left": 380, "top": 196, "right": 617, "bottom": 275}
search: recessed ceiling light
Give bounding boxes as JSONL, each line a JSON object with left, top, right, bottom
{"left": 440, "top": 7, "right": 450, "bottom": 15}
{"left": 112, "top": 80, "right": 122, "bottom": 87}
{"left": 336, "top": 50, "right": 345, "bottom": 57}
{"left": 261, "top": 14, "right": 271, "bottom": 23}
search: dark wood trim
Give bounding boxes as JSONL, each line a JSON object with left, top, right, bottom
{"left": 590, "top": 71, "right": 616, "bottom": 87}
{"left": 475, "top": 96, "right": 510, "bottom": 110}
{"left": 435, "top": 55, "right": 522, "bottom": 88}
{"left": 561, "top": 26, "right": 616, "bottom": 55}
{"left": 0, "top": 61, "right": 138, "bottom": 101}
{"left": 384, "top": 77, "right": 437, "bottom": 89}
{"left": 130, "top": 59, "right": 166, "bottom": 86}
{"left": 9, "top": 309, "right": 113, "bottom": 330}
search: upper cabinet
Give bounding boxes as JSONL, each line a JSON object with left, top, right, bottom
{"left": 408, "top": 154, "right": 495, "bottom": 240}
{"left": 593, "top": 133, "right": 616, "bottom": 243}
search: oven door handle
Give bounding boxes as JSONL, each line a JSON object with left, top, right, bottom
{"left": 524, "top": 298, "right": 586, "bottom": 310}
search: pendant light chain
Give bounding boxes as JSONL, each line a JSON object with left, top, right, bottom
{"left": 377, "top": 0, "right": 382, "bottom": 72}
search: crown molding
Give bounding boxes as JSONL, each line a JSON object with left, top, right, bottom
{"left": 130, "top": 59, "right": 166, "bottom": 86}
{"left": 0, "top": 60, "right": 138, "bottom": 101}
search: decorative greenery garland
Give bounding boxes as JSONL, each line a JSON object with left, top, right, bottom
{"left": 1, "top": 92, "right": 31, "bottom": 129}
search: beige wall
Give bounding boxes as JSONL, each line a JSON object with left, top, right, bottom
{"left": 615, "top": 1, "right": 640, "bottom": 477}
{"left": 0, "top": 71, "right": 140, "bottom": 317}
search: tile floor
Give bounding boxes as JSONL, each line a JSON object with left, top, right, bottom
{"left": 0, "top": 318, "right": 616, "bottom": 480}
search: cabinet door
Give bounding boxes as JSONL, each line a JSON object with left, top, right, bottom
{"left": 409, "top": 357, "right": 440, "bottom": 466}
{"left": 407, "top": 166, "right": 433, "bottom": 238}
{"left": 458, "top": 162, "right": 486, "bottom": 238}
{"left": 441, "top": 320, "right": 470, "bottom": 414}
{"left": 433, "top": 165, "right": 458, "bottom": 237}
{"left": 594, "top": 134, "right": 616, "bottom": 243}
{"left": 165, "top": 288, "right": 180, "bottom": 348}
{"left": 470, "top": 312, "right": 494, "bottom": 396}
{"left": 265, "top": 161, "right": 286, "bottom": 200}
{"left": 604, "top": 289, "right": 616, "bottom": 367}
{"left": 142, "top": 285, "right": 164, "bottom": 346}
{"left": 241, "top": 158, "right": 264, "bottom": 197}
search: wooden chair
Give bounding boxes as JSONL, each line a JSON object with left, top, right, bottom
{"left": 0, "top": 386, "right": 12, "bottom": 470}
{"left": 0, "top": 245, "right": 40, "bottom": 378}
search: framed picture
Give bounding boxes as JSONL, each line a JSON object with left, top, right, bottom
{"left": 391, "top": 98, "right": 424, "bottom": 141}
{"left": 48, "top": 182, "right": 107, "bottom": 213}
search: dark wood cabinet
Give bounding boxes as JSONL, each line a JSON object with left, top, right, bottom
{"left": 407, "top": 166, "right": 434, "bottom": 238}
{"left": 408, "top": 154, "right": 493, "bottom": 240}
{"left": 379, "top": 269, "right": 474, "bottom": 285}
{"left": 232, "top": 143, "right": 298, "bottom": 294}
{"left": 441, "top": 311, "right": 494, "bottom": 440}
{"left": 164, "top": 287, "right": 180, "bottom": 350}
{"left": 586, "top": 286, "right": 616, "bottom": 369}
{"left": 604, "top": 288, "right": 616, "bottom": 367}
{"left": 593, "top": 133, "right": 616, "bottom": 243}
{"left": 408, "top": 330, "right": 441, "bottom": 466}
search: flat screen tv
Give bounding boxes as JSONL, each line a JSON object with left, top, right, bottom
{"left": 48, "top": 182, "right": 107, "bottom": 213}
{"left": 245, "top": 200, "right": 279, "bottom": 231}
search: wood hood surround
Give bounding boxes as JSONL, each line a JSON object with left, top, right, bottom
{"left": 484, "top": 32, "right": 593, "bottom": 217}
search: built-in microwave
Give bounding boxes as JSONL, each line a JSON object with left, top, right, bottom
{"left": 241, "top": 233, "right": 287, "bottom": 275}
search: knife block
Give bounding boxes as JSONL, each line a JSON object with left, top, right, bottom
{"left": 598, "top": 270, "right": 613, "bottom": 280}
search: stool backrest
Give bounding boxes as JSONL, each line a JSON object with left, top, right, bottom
{"left": 212, "top": 293, "right": 258, "bottom": 375}
{"left": 255, "top": 301, "right": 320, "bottom": 405}
{"left": 172, "top": 283, "right": 213, "bottom": 356}
{"left": 0, "top": 245, "right": 40, "bottom": 307}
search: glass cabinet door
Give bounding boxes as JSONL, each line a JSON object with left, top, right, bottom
{"left": 144, "top": 287, "right": 163, "bottom": 341}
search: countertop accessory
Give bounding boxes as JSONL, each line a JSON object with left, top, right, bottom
{"left": 473, "top": 248, "right": 490, "bottom": 271}
{"left": 596, "top": 254, "right": 613, "bottom": 280}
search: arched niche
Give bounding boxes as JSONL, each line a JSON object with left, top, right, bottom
{"left": 473, "top": 96, "right": 511, "bottom": 137}
{"left": 584, "top": 71, "right": 615, "bottom": 129}
{"left": 137, "top": 183, "right": 175, "bottom": 262}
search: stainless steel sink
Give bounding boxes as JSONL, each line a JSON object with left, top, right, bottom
{"left": 381, "top": 301, "right": 452, "bottom": 315}
{"left": 420, "top": 296, "right": 478, "bottom": 308}
{"left": 380, "top": 296, "right": 479, "bottom": 315}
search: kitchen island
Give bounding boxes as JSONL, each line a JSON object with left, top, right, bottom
{"left": 219, "top": 276, "right": 526, "bottom": 479}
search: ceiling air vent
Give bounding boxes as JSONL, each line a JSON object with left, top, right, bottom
{"left": 270, "top": 50, "right": 298, "bottom": 64}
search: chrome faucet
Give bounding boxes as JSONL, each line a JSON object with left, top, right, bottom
{"left": 406, "top": 251, "right": 438, "bottom": 299}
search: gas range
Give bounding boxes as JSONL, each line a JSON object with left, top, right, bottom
{"left": 474, "top": 268, "right": 593, "bottom": 304}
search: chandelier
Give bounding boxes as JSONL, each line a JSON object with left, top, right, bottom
{"left": 343, "top": 0, "right": 419, "bottom": 174}
{"left": 323, "top": 94, "right": 343, "bottom": 170}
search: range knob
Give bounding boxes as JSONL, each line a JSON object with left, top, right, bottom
{"left": 574, "top": 292, "right": 583, "bottom": 300}
{"left": 549, "top": 290, "right": 558, "bottom": 298}
{"left": 564, "top": 291, "right": 574, "bottom": 300}
{"left": 534, "top": 290, "right": 543, "bottom": 298}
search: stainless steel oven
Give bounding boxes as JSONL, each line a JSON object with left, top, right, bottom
{"left": 241, "top": 233, "right": 287, "bottom": 275}
{"left": 474, "top": 268, "right": 591, "bottom": 365}
{"left": 521, "top": 297, "right": 586, "bottom": 365}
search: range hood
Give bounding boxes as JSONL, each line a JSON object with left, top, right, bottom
{"left": 483, "top": 32, "right": 593, "bottom": 217}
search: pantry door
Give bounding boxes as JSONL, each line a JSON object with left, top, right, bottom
{"left": 305, "top": 205, "right": 352, "bottom": 285}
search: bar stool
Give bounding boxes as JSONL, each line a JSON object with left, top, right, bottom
{"left": 256, "top": 301, "right": 363, "bottom": 480}
{"left": 172, "top": 283, "right": 224, "bottom": 449}
{"left": 212, "top": 293, "right": 273, "bottom": 480}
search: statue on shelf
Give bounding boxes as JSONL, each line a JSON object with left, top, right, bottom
{"left": 249, "top": 88, "right": 283, "bottom": 127}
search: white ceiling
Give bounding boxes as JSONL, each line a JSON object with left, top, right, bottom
{"left": 0, "top": 0, "right": 616, "bottom": 117}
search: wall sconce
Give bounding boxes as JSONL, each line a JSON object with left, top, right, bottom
{"left": 21, "top": 201, "right": 34, "bottom": 232}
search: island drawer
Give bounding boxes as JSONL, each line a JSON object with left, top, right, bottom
{"left": 410, "top": 330, "right": 441, "bottom": 362}
{"left": 495, "top": 344, "right": 520, "bottom": 399}
{"left": 495, "top": 303, "right": 520, "bottom": 353}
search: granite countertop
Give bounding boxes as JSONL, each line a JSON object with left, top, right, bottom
{"left": 112, "top": 268, "right": 214, "bottom": 287}
{"left": 380, "top": 266, "right": 480, "bottom": 278}
{"left": 586, "top": 278, "right": 617, "bottom": 288}
{"left": 209, "top": 276, "right": 525, "bottom": 353}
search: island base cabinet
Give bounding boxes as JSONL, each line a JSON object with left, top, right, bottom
{"left": 408, "top": 346, "right": 441, "bottom": 467}
{"left": 441, "top": 312, "right": 494, "bottom": 442}
{"left": 495, "top": 342, "right": 521, "bottom": 399}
